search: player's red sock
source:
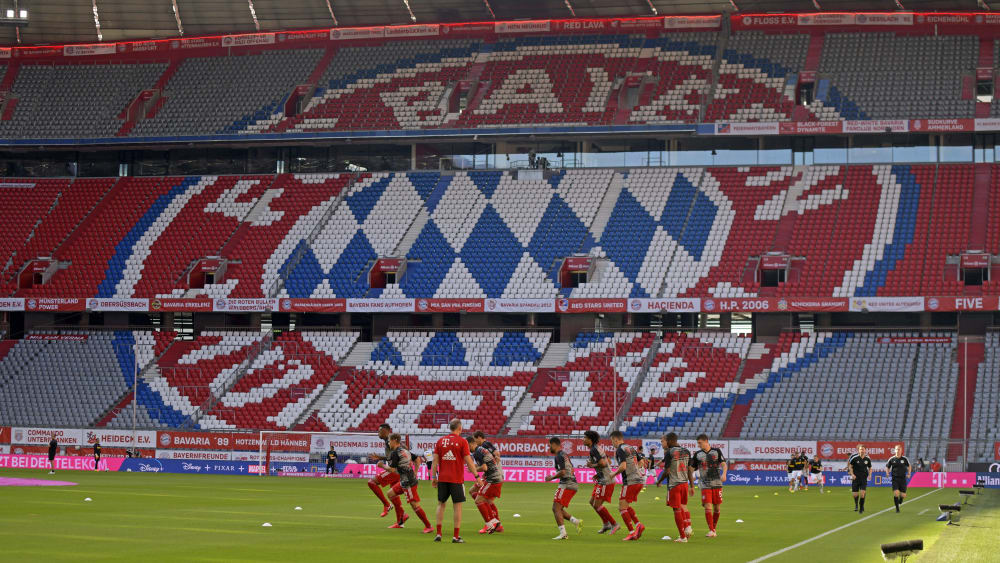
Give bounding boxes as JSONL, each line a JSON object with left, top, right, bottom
{"left": 414, "top": 507, "right": 431, "bottom": 528}
{"left": 713, "top": 510, "right": 720, "bottom": 529}
{"left": 391, "top": 496, "right": 404, "bottom": 521}
{"left": 368, "top": 481, "right": 389, "bottom": 507}
{"left": 436, "top": 524, "right": 442, "bottom": 536}
{"left": 705, "top": 510, "right": 715, "bottom": 531}
{"left": 673, "top": 510, "right": 685, "bottom": 536}
{"left": 477, "top": 503, "right": 492, "bottom": 522}
{"left": 594, "top": 506, "right": 609, "bottom": 524}
{"left": 453, "top": 527, "right": 460, "bottom": 539}
{"left": 627, "top": 507, "right": 639, "bottom": 525}
{"left": 619, "top": 509, "right": 634, "bottom": 531}
{"left": 598, "top": 506, "right": 615, "bottom": 526}
{"left": 685, "top": 509, "right": 692, "bottom": 529}
{"left": 490, "top": 503, "right": 500, "bottom": 522}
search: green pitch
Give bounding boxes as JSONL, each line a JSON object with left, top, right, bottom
{"left": 0, "top": 468, "right": 992, "bottom": 562}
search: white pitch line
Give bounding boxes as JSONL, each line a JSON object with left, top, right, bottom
{"left": 747, "top": 488, "right": 943, "bottom": 563}
{"left": 918, "top": 508, "right": 930, "bottom": 515}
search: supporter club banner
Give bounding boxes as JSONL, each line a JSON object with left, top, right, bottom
{"left": 12, "top": 427, "right": 84, "bottom": 446}
{"left": 628, "top": 298, "right": 700, "bottom": 313}
{"left": 817, "top": 441, "right": 901, "bottom": 460}
{"left": 345, "top": 299, "right": 414, "bottom": 313}
{"left": 157, "top": 431, "right": 242, "bottom": 450}
{"left": 278, "top": 298, "right": 347, "bottom": 313}
{"left": 0, "top": 454, "right": 124, "bottom": 471}
{"left": 642, "top": 438, "right": 729, "bottom": 459}
{"left": 86, "top": 298, "right": 149, "bottom": 312}
{"left": 83, "top": 429, "right": 156, "bottom": 448}
{"left": 484, "top": 298, "right": 554, "bottom": 313}
{"left": 414, "top": 298, "right": 485, "bottom": 313}
{"left": 0, "top": 298, "right": 24, "bottom": 311}
{"left": 996, "top": 442, "right": 1000, "bottom": 461}
{"left": 310, "top": 433, "right": 390, "bottom": 456}
{"left": 0, "top": 427, "right": 9, "bottom": 444}
{"left": 728, "top": 440, "right": 816, "bottom": 460}
{"left": 149, "top": 298, "right": 213, "bottom": 312}
{"left": 156, "top": 449, "right": 234, "bottom": 461}
{"left": 925, "top": 296, "right": 998, "bottom": 312}
{"left": 24, "top": 298, "right": 85, "bottom": 312}
{"left": 849, "top": 296, "right": 924, "bottom": 312}
{"left": 212, "top": 298, "right": 277, "bottom": 312}
{"left": 556, "top": 298, "right": 626, "bottom": 313}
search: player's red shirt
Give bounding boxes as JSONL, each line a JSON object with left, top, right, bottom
{"left": 435, "top": 434, "right": 470, "bottom": 483}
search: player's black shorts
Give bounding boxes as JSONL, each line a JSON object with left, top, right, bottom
{"left": 437, "top": 482, "right": 466, "bottom": 504}
{"left": 891, "top": 477, "right": 907, "bottom": 492}
{"left": 48, "top": 454, "right": 55, "bottom": 461}
{"left": 851, "top": 477, "right": 868, "bottom": 492}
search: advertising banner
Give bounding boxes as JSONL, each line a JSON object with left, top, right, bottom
{"left": 907, "top": 472, "right": 978, "bottom": 488}
{"left": 849, "top": 296, "right": 925, "bottom": 312}
{"left": 413, "top": 298, "right": 484, "bottom": 313}
{"left": 555, "top": 298, "right": 627, "bottom": 313}
{"left": 11, "top": 427, "right": 84, "bottom": 446}
{"left": 119, "top": 458, "right": 267, "bottom": 475}
{"left": 277, "top": 298, "right": 346, "bottom": 313}
{"left": 345, "top": 298, "right": 414, "bottom": 313}
{"left": 977, "top": 473, "right": 1000, "bottom": 488}
{"left": 627, "top": 298, "right": 700, "bottom": 314}
{"left": 86, "top": 298, "right": 149, "bottom": 312}
{"left": 0, "top": 454, "right": 124, "bottom": 471}
{"left": 148, "top": 298, "right": 214, "bottom": 312}
{"left": 0, "top": 426, "right": 9, "bottom": 444}
{"left": 24, "top": 298, "right": 85, "bottom": 312}
{"left": 728, "top": 440, "right": 816, "bottom": 460}
{"left": 82, "top": 429, "right": 156, "bottom": 448}
{"left": 817, "top": 441, "right": 901, "bottom": 460}
{"left": 728, "top": 461, "right": 789, "bottom": 471}
{"left": 156, "top": 449, "right": 233, "bottom": 461}
{"left": 212, "top": 298, "right": 276, "bottom": 312}
{"left": 0, "top": 298, "right": 24, "bottom": 311}
{"left": 483, "top": 298, "right": 554, "bottom": 313}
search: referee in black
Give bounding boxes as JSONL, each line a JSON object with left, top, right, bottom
{"left": 326, "top": 444, "right": 338, "bottom": 474}
{"left": 847, "top": 444, "right": 872, "bottom": 513}
{"left": 885, "top": 445, "right": 911, "bottom": 512}
{"left": 47, "top": 438, "right": 58, "bottom": 474}
{"left": 93, "top": 440, "right": 101, "bottom": 471}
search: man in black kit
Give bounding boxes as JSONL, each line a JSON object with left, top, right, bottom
{"left": 885, "top": 445, "right": 911, "bottom": 512}
{"left": 326, "top": 444, "right": 338, "bottom": 474}
{"left": 93, "top": 440, "right": 101, "bottom": 471}
{"left": 47, "top": 438, "right": 58, "bottom": 474}
{"left": 847, "top": 444, "right": 872, "bottom": 513}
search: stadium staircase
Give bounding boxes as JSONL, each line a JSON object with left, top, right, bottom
{"left": 269, "top": 175, "right": 354, "bottom": 298}
{"left": 970, "top": 164, "right": 991, "bottom": 250}
{"left": 947, "top": 338, "right": 984, "bottom": 461}
{"left": 614, "top": 333, "right": 661, "bottom": 428}
{"left": 976, "top": 38, "right": 994, "bottom": 118}
{"left": 501, "top": 341, "right": 567, "bottom": 433}
{"left": 341, "top": 341, "right": 375, "bottom": 367}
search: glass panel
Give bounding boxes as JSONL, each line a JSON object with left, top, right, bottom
{"left": 939, "top": 134, "right": 973, "bottom": 163}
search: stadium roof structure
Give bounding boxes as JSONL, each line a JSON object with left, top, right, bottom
{"left": 0, "top": 0, "right": 985, "bottom": 46}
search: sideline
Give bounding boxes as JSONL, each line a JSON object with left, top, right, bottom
{"left": 746, "top": 488, "right": 944, "bottom": 562}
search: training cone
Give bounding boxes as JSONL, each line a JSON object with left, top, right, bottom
{"left": 661, "top": 535, "right": 672, "bottom": 541}
{"left": 736, "top": 519, "right": 744, "bottom": 523}
{"left": 84, "top": 498, "right": 92, "bottom": 502}
{"left": 262, "top": 523, "right": 272, "bottom": 527}
{"left": 753, "top": 495, "right": 759, "bottom": 498}
{"left": 654, "top": 496, "right": 660, "bottom": 500}
{"left": 774, "top": 492, "right": 779, "bottom": 496}
{"left": 513, "top": 514, "right": 521, "bottom": 518}
{"left": 294, "top": 507, "right": 303, "bottom": 511}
